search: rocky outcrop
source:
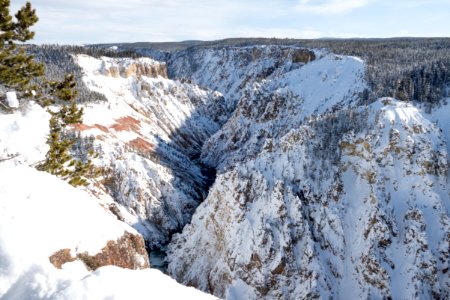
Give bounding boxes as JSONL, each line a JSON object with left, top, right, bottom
{"left": 49, "top": 249, "right": 76, "bottom": 269}
{"left": 292, "top": 49, "right": 316, "bottom": 63}
{"left": 50, "top": 231, "right": 149, "bottom": 271}
{"left": 100, "top": 57, "right": 168, "bottom": 78}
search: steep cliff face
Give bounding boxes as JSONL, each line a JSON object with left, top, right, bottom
{"left": 168, "top": 98, "right": 450, "bottom": 299}
{"left": 74, "top": 55, "right": 224, "bottom": 247}
{"left": 201, "top": 53, "right": 366, "bottom": 169}
{"left": 99, "top": 57, "right": 168, "bottom": 79}
{"left": 168, "top": 46, "right": 319, "bottom": 122}
{"left": 165, "top": 48, "right": 450, "bottom": 299}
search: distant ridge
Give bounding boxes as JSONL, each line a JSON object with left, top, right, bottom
{"left": 89, "top": 37, "right": 450, "bottom": 53}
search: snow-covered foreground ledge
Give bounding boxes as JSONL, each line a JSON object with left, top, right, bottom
{"left": 0, "top": 165, "right": 216, "bottom": 299}
{"left": 51, "top": 266, "right": 215, "bottom": 299}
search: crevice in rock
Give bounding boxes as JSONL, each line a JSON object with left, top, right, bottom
{"left": 144, "top": 93, "right": 222, "bottom": 273}
{"left": 147, "top": 153, "right": 218, "bottom": 274}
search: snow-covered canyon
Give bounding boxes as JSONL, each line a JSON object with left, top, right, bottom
{"left": 160, "top": 46, "right": 449, "bottom": 299}
{"left": 0, "top": 55, "right": 221, "bottom": 299}
{"left": 1, "top": 43, "right": 449, "bottom": 299}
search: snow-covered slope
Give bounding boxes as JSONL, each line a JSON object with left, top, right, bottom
{"left": 0, "top": 164, "right": 215, "bottom": 299}
{"left": 52, "top": 266, "right": 216, "bottom": 300}
{"left": 73, "top": 55, "right": 224, "bottom": 247}
{"left": 166, "top": 47, "right": 450, "bottom": 299}
{"left": 0, "top": 102, "right": 49, "bottom": 164}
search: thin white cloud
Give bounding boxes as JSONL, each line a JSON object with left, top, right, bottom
{"left": 295, "top": 0, "right": 372, "bottom": 14}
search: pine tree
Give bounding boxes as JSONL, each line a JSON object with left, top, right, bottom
{"left": 1, "top": 1, "right": 100, "bottom": 186}
{"left": 0, "top": 0, "right": 44, "bottom": 94}
{"left": 38, "top": 75, "right": 101, "bottom": 187}
{"left": 37, "top": 114, "right": 75, "bottom": 179}
{"left": 52, "top": 75, "right": 84, "bottom": 123}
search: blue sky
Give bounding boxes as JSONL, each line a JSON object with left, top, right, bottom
{"left": 10, "top": 0, "right": 450, "bottom": 44}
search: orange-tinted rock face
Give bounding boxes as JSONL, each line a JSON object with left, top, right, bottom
{"left": 105, "top": 66, "right": 120, "bottom": 78}
{"left": 49, "top": 248, "right": 76, "bottom": 269}
{"left": 49, "top": 231, "right": 150, "bottom": 271}
{"left": 100, "top": 59, "right": 168, "bottom": 79}
{"left": 122, "top": 62, "right": 168, "bottom": 79}
{"left": 71, "top": 123, "right": 109, "bottom": 133}
{"left": 127, "top": 137, "right": 154, "bottom": 154}
{"left": 111, "top": 116, "right": 141, "bottom": 132}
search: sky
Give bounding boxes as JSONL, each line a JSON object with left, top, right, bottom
{"left": 10, "top": 0, "right": 450, "bottom": 44}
